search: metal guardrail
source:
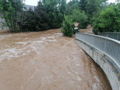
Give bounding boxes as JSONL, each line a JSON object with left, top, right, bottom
{"left": 99, "top": 32, "right": 120, "bottom": 41}
{"left": 76, "top": 33, "right": 120, "bottom": 67}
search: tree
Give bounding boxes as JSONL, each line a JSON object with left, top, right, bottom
{"left": 68, "top": 9, "right": 88, "bottom": 28}
{"left": 66, "top": 0, "right": 79, "bottom": 15}
{"left": 92, "top": 4, "right": 120, "bottom": 33}
{"left": 19, "top": 0, "right": 66, "bottom": 32}
{"left": 59, "top": 0, "right": 66, "bottom": 14}
{"left": 41, "top": 0, "right": 66, "bottom": 28}
{"left": 62, "top": 16, "right": 74, "bottom": 37}
{"left": 78, "top": 0, "right": 107, "bottom": 23}
{"left": 20, "top": 2, "right": 50, "bottom": 32}
{"left": 0, "top": 0, "right": 24, "bottom": 32}
{"left": 79, "top": 0, "right": 87, "bottom": 12}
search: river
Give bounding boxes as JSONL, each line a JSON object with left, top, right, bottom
{"left": 0, "top": 29, "right": 111, "bottom": 90}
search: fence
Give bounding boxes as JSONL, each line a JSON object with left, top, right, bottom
{"left": 99, "top": 32, "right": 120, "bottom": 41}
{"left": 76, "top": 33, "right": 120, "bottom": 67}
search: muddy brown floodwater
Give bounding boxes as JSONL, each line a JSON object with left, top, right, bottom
{"left": 0, "top": 29, "right": 111, "bottom": 90}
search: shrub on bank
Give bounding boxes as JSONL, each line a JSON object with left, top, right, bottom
{"left": 61, "top": 16, "right": 74, "bottom": 37}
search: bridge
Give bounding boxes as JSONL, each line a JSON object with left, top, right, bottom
{"left": 76, "top": 33, "right": 120, "bottom": 90}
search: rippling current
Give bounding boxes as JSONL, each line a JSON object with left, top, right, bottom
{"left": 0, "top": 29, "right": 111, "bottom": 90}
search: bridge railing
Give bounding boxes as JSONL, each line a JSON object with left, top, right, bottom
{"left": 76, "top": 33, "right": 120, "bottom": 67}
{"left": 99, "top": 32, "right": 120, "bottom": 41}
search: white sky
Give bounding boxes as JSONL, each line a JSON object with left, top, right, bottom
{"left": 24, "top": 0, "right": 116, "bottom": 6}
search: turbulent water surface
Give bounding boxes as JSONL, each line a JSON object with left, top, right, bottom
{"left": 0, "top": 29, "right": 111, "bottom": 90}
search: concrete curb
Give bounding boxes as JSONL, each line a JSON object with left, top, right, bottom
{"left": 76, "top": 39, "right": 120, "bottom": 90}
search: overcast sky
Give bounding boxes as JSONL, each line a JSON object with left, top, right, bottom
{"left": 25, "top": 0, "right": 116, "bottom": 6}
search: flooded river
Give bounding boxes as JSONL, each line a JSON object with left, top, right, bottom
{"left": 0, "top": 29, "right": 111, "bottom": 90}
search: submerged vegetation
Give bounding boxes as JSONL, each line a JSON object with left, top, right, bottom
{"left": 0, "top": 0, "right": 120, "bottom": 35}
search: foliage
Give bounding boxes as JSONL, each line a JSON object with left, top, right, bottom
{"left": 66, "top": 0, "right": 79, "bottom": 15}
{"left": 0, "top": 0, "right": 24, "bottom": 32}
{"left": 79, "top": 0, "right": 87, "bottom": 12}
{"left": 23, "top": 0, "right": 66, "bottom": 31}
{"left": 18, "top": 0, "right": 66, "bottom": 32}
{"left": 79, "top": 0, "right": 107, "bottom": 23}
{"left": 66, "top": 0, "right": 108, "bottom": 24}
{"left": 0, "top": 0, "right": 66, "bottom": 32}
{"left": 42, "top": 0, "right": 66, "bottom": 28}
{"left": 0, "top": 0, "right": 113, "bottom": 33}
{"left": 62, "top": 16, "right": 74, "bottom": 37}
{"left": 20, "top": 5, "right": 50, "bottom": 31}
{"left": 92, "top": 4, "right": 120, "bottom": 33}
{"left": 68, "top": 9, "right": 88, "bottom": 29}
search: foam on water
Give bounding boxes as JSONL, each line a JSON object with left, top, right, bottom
{"left": 0, "top": 34, "right": 57, "bottom": 61}
{"left": 92, "top": 76, "right": 100, "bottom": 90}
{"left": 0, "top": 35, "right": 12, "bottom": 40}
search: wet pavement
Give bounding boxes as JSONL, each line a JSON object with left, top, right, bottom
{"left": 0, "top": 29, "right": 111, "bottom": 90}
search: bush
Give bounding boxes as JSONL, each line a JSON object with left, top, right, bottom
{"left": 92, "top": 4, "right": 120, "bottom": 33}
{"left": 20, "top": 6, "right": 50, "bottom": 32}
{"left": 19, "top": 0, "right": 66, "bottom": 32}
{"left": 68, "top": 9, "right": 88, "bottom": 29}
{"left": 0, "top": 0, "right": 24, "bottom": 32}
{"left": 61, "top": 16, "right": 74, "bottom": 37}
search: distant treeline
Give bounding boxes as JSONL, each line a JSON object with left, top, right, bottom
{"left": 0, "top": 0, "right": 120, "bottom": 32}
